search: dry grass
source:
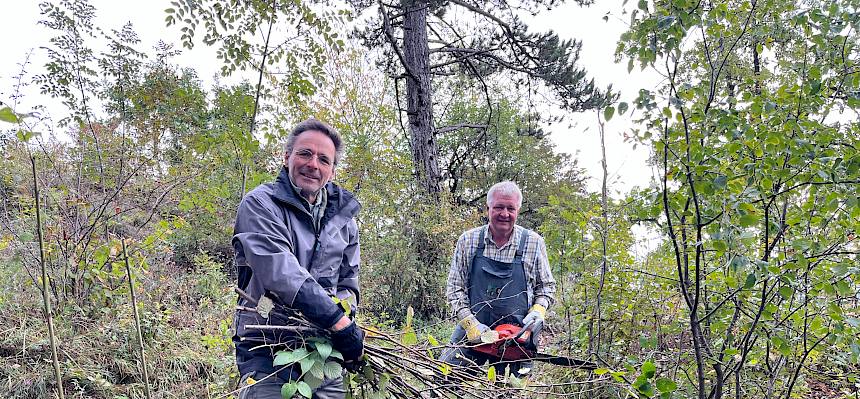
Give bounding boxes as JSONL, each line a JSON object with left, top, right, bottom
{"left": 0, "top": 254, "right": 235, "bottom": 399}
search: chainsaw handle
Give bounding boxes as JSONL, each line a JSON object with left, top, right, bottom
{"left": 514, "top": 319, "right": 543, "bottom": 348}
{"left": 513, "top": 320, "right": 534, "bottom": 341}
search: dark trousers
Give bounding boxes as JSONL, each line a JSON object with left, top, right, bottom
{"left": 236, "top": 370, "right": 346, "bottom": 399}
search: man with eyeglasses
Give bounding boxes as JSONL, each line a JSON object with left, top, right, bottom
{"left": 231, "top": 118, "right": 364, "bottom": 398}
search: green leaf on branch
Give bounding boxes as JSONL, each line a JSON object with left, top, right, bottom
{"left": 274, "top": 347, "right": 309, "bottom": 366}
{"left": 831, "top": 263, "right": 849, "bottom": 278}
{"left": 401, "top": 326, "right": 418, "bottom": 346}
{"left": 739, "top": 213, "right": 758, "bottom": 227}
{"left": 299, "top": 353, "right": 317, "bottom": 375}
{"left": 296, "top": 381, "right": 312, "bottom": 398}
{"left": 641, "top": 360, "right": 656, "bottom": 378}
{"left": 634, "top": 375, "right": 655, "bottom": 397}
{"left": 713, "top": 175, "right": 727, "bottom": 190}
{"left": 604, "top": 106, "right": 615, "bottom": 121}
{"left": 656, "top": 377, "right": 677, "bottom": 393}
{"left": 744, "top": 273, "right": 757, "bottom": 289}
{"left": 0, "top": 107, "right": 18, "bottom": 123}
{"left": 808, "top": 80, "right": 821, "bottom": 95}
{"left": 662, "top": 107, "right": 672, "bottom": 118}
{"left": 281, "top": 382, "right": 298, "bottom": 398}
{"left": 323, "top": 361, "right": 342, "bottom": 379}
{"left": 303, "top": 373, "right": 323, "bottom": 390}
{"left": 828, "top": 302, "right": 844, "bottom": 320}
{"left": 308, "top": 362, "right": 325, "bottom": 380}
{"left": 16, "top": 130, "right": 39, "bottom": 143}
{"left": 315, "top": 341, "right": 332, "bottom": 361}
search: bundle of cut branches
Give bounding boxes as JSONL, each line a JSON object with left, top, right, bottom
{"left": 235, "top": 288, "right": 603, "bottom": 398}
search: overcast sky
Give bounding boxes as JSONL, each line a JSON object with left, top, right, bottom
{"left": 1, "top": 0, "right": 659, "bottom": 195}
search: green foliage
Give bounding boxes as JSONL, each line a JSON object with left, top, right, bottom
{"left": 35, "top": 0, "right": 101, "bottom": 126}
{"left": 165, "top": 0, "right": 350, "bottom": 108}
{"left": 5, "top": 0, "right": 859, "bottom": 398}
{"left": 400, "top": 306, "right": 418, "bottom": 346}
{"left": 436, "top": 91, "right": 588, "bottom": 228}
{"left": 0, "top": 106, "right": 20, "bottom": 123}
{"left": 0, "top": 239, "right": 235, "bottom": 399}
{"left": 633, "top": 360, "right": 674, "bottom": 398}
{"left": 271, "top": 340, "right": 346, "bottom": 397}
{"left": 617, "top": 0, "right": 860, "bottom": 396}
{"left": 538, "top": 184, "right": 644, "bottom": 381}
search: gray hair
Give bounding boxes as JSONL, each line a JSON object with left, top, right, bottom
{"left": 284, "top": 118, "right": 343, "bottom": 164}
{"left": 486, "top": 181, "right": 523, "bottom": 208}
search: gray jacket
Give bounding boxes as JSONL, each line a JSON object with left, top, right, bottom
{"left": 232, "top": 167, "right": 360, "bottom": 345}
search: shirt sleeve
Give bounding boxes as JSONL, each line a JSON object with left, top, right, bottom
{"left": 232, "top": 194, "right": 343, "bottom": 329}
{"left": 446, "top": 232, "right": 472, "bottom": 320}
{"left": 530, "top": 233, "right": 556, "bottom": 309}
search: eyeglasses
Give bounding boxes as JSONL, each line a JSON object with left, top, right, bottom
{"left": 293, "top": 149, "right": 334, "bottom": 167}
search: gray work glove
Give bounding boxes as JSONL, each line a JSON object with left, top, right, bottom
{"left": 459, "top": 314, "right": 491, "bottom": 343}
{"left": 522, "top": 304, "right": 547, "bottom": 327}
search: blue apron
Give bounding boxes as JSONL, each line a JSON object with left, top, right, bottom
{"left": 468, "top": 228, "right": 530, "bottom": 328}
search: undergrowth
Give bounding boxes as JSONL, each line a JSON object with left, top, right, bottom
{"left": 0, "top": 254, "right": 235, "bottom": 399}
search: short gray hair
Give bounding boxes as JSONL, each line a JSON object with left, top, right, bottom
{"left": 486, "top": 181, "right": 523, "bottom": 208}
{"left": 284, "top": 118, "right": 343, "bottom": 164}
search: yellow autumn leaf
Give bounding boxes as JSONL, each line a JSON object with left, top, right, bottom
{"left": 361, "top": 324, "right": 384, "bottom": 338}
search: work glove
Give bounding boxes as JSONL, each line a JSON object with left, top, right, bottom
{"left": 459, "top": 314, "right": 491, "bottom": 343}
{"left": 330, "top": 319, "right": 365, "bottom": 371}
{"left": 522, "top": 303, "right": 546, "bottom": 326}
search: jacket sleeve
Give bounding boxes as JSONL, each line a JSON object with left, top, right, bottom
{"left": 232, "top": 193, "right": 343, "bottom": 329}
{"left": 337, "top": 218, "right": 361, "bottom": 303}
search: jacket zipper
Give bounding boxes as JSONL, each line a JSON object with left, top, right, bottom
{"left": 309, "top": 232, "right": 321, "bottom": 266}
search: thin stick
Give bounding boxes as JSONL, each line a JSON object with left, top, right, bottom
{"left": 33, "top": 155, "right": 65, "bottom": 399}
{"left": 122, "top": 238, "right": 152, "bottom": 399}
{"left": 244, "top": 325, "right": 321, "bottom": 334}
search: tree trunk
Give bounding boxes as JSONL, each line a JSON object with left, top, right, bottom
{"left": 33, "top": 156, "right": 65, "bottom": 399}
{"left": 402, "top": 0, "right": 441, "bottom": 196}
{"left": 122, "top": 239, "right": 152, "bottom": 399}
{"left": 595, "top": 111, "right": 609, "bottom": 356}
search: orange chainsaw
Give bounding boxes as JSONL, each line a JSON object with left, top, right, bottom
{"left": 470, "top": 320, "right": 598, "bottom": 369}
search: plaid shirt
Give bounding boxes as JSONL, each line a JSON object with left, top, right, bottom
{"left": 446, "top": 224, "right": 556, "bottom": 320}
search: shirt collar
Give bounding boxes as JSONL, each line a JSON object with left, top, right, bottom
{"left": 485, "top": 224, "right": 520, "bottom": 249}
{"left": 288, "top": 174, "right": 326, "bottom": 208}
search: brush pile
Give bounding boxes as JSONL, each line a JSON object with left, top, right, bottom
{"left": 236, "top": 288, "right": 602, "bottom": 398}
